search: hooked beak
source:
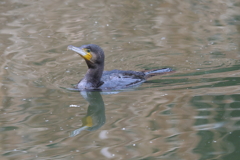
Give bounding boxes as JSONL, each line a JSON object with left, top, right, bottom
{"left": 68, "top": 45, "right": 92, "bottom": 61}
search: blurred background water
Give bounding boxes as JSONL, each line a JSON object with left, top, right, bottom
{"left": 0, "top": 0, "right": 240, "bottom": 159}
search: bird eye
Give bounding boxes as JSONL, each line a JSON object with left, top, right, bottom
{"left": 86, "top": 49, "right": 91, "bottom": 52}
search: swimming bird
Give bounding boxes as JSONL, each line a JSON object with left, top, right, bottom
{"left": 68, "top": 44, "right": 172, "bottom": 91}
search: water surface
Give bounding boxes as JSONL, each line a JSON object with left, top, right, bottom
{"left": 0, "top": 0, "right": 240, "bottom": 159}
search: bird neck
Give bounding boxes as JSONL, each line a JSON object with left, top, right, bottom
{"left": 78, "top": 65, "right": 104, "bottom": 89}
{"left": 85, "top": 67, "right": 103, "bottom": 82}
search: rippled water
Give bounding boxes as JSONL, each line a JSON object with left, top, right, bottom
{"left": 1, "top": 0, "right": 240, "bottom": 159}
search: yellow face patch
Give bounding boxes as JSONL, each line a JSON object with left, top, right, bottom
{"left": 68, "top": 45, "right": 93, "bottom": 61}
{"left": 81, "top": 48, "right": 92, "bottom": 61}
{"left": 82, "top": 116, "right": 93, "bottom": 127}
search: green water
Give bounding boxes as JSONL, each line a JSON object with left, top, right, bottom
{"left": 0, "top": 0, "right": 240, "bottom": 159}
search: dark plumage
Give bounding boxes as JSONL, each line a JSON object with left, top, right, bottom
{"left": 68, "top": 44, "right": 172, "bottom": 91}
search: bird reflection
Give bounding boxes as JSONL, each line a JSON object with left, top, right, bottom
{"left": 70, "top": 91, "right": 105, "bottom": 137}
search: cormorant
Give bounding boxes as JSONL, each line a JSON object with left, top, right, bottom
{"left": 68, "top": 44, "right": 172, "bottom": 91}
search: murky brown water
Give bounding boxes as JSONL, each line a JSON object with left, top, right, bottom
{"left": 1, "top": 0, "right": 240, "bottom": 159}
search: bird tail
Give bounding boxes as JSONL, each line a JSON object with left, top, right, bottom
{"left": 144, "top": 68, "right": 173, "bottom": 79}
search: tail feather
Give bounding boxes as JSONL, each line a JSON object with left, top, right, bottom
{"left": 144, "top": 68, "right": 173, "bottom": 79}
